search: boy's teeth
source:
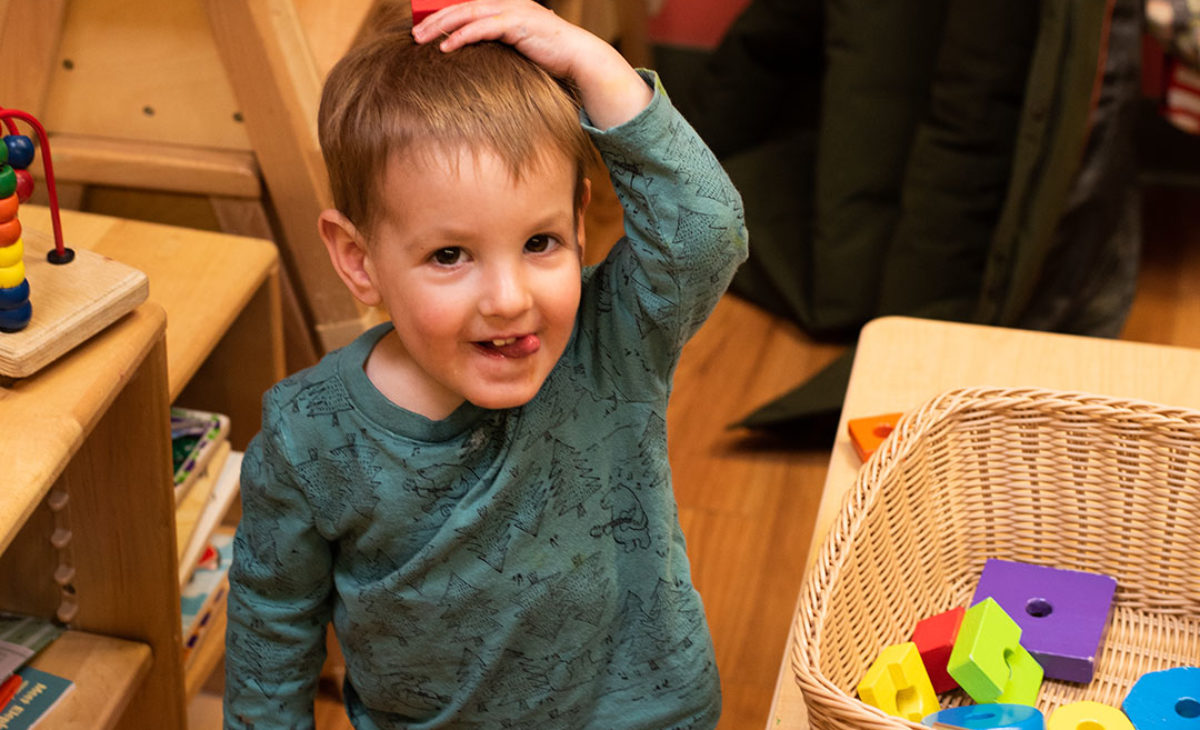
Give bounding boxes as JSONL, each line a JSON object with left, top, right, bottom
{"left": 491, "top": 337, "right": 517, "bottom": 346}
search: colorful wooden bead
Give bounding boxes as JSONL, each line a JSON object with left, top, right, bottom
{"left": 0, "top": 238, "right": 22, "bottom": 268}
{"left": 1122, "top": 666, "right": 1200, "bottom": 730}
{"left": 0, "top": 260, "right": 25, "bottom": 289}
{"left": 972, "top": 559, "right": 1116, "bottom": 683}
{"left": 912, "top": 606, "right": 965, "bottom": 693}
{"left": 0, "top": 165, "right": 14, "bottom": 199}
{"left": 14, "top": 169, "right": 32, "bottom": 203}
{"left": 0, "top": 193, "right": 16, "bottom": 221}
{"left": 411, "top": 0, "right": 469, "bottom": 23}
{"left": 848, "top": 412, "right": 903, "bottom": 461}
{"left": 948, "top": 597, "right": 1044, "bottom": 705}
{"left": 0, "top": 217, "right": 20, "bottom": 247}
{"left": 858, "top": 641, "right": 941, "bottom": 722}
{"left": 0, "top": 300, "right": 31, "bottom": 332}
{"left": 0, "top": 280, "right": 29, "bottom": 308}
{"left": 923, "top": 704, "right": 1045, "bottom": 729}
{"left": 3, "top": 135, "right": 35, "bottom": 170}
{"left": 1048, "top": 701, "right": 1133, "bottom": 730}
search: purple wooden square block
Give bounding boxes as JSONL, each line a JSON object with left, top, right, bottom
{"left": 971, "top": 558, "right": 1116, "bottom": 683}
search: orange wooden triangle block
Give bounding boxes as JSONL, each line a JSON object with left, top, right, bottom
{"left": 847, "top": 412, "right": 903, "bottom": 462}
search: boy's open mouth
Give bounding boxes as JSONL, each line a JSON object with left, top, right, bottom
{"left": 475, "top": 334, "right": 540, "bottom": 358}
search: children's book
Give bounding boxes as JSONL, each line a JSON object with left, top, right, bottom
{"left": 178, "top": 450, "right": 243, "bottom": 587}
{"left": 0, "top": 665, "right": 74, "bottom": 729}
{"left": 180, "top": 530, "right": 234, "bottom": 666}
{"left": 171, "top": 408, "right": 230, "bottom": 505}
{"left": 175, "top": 440, "right": 232, "bottom": 564}
{"left": 0, "top": 616, "right": 62, "bottom": 683}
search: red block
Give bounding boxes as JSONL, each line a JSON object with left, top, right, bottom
{"left": 411, "top": 0, "right": 468, "bottom": 24}
{"left": 911, "top": 606, "right": 965, "bottom": 693}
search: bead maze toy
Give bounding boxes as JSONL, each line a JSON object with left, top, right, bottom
{"left": 0, "top": 106, "right": 147, "bottom": 378}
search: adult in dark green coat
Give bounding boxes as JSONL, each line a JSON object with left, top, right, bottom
{"left": 673, "top": 0, "right": 1143, "bottom": 435}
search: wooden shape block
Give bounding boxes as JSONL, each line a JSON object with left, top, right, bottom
{"left": 1122, "top": 666, "right": 1200, "bottom": 730}
{"left": 1049, "top": 701, "right": 1134, "bottom": 730}
{"left": 857, "top": 641, "right": 940, "bottom": 722}
{"left": 912, "top": 606, "right": 965, "bottom": 693}
{"left": 947, "top": 597, "right": 1043, "bottom": 705}
{"left": 847, "top": 412, "right": 903, "bottom": 461}
{"left": 411, "top": 0, "right": 468, "bottom": 23}
{"left": 0, "top": 228, "right": 148, "bottom": 377}
{"left": 922, "top": 703, "right": 1044, "bottom": 729}
{"left": 972, "top": 558, "right": 1116, "bottom": 682}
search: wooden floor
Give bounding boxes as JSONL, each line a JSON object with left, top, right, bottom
{"left": 237, "top": 184, "right": 1186, "bottom": 730}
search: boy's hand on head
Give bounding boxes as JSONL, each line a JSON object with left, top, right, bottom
{"left": 412, "top": 0, "right": 653, "bottom": 130}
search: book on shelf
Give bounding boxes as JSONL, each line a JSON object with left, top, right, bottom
{"left": 172, "top": 407, "right": 231, "bottom": 505}
{"left": 0, "top": 615, "right": 62, "bottom": 683}
{"left": 181, "top": 529, "right": 235, "bottom": 667}
{"left": 177, "top": 449, "right": 243, "bottom": 587}
{"left": 0, "top": 665, "right": 74, "bottom": 730}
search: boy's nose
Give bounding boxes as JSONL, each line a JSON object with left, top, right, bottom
{"left": 478, "top": 265, "right": 533, "bottom": 319}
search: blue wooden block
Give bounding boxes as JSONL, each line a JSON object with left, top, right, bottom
{"left": 972, "top": 558, "right": 1116, "bottom": 683}
{"left": 923, "top": 703, "right": 1045, "bottom": 729}
{"left": 1122, "top": 666, "right": 1200, "bottom": 730}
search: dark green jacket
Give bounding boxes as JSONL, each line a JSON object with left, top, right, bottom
{"left": 674, "top": 0, "right": 1142, "bottom": 433}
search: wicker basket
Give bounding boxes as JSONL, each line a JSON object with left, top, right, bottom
{"left": 791, "top": 387, "right": 1200, "bottom": 729}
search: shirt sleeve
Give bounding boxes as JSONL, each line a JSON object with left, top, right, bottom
{"left": 224, "top": 402, "right": 333, "bottom": 729}
{"left": 579, "top": 70, "right": 749, "bottom": 388}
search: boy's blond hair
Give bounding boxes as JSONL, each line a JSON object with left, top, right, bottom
{"left": 318, "top": 12, "right": 595, "bottom": 235}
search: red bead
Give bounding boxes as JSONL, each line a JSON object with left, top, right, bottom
{"left": 0, "top": 194, "right": 16, "bottom": 221}
{"left": 0, "top": 218, "right": 19, "bottom": 247}
{"left": 14, "top": 170, "right": 33, "bottom": 203}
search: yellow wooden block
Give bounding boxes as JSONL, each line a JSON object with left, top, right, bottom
{"left": 1048, "top": 701, "right": 1134, "bottom": 730}
{"left": 857, "top": 641, "right": 940, "bottom": 722}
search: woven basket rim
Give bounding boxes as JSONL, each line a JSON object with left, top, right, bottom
{"left": 789, "top": 385, "right": 1200, "bottom": 729}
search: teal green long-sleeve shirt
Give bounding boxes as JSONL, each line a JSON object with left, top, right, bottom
{"left": 224, "top": 73, "right": 748, "bottom": 729}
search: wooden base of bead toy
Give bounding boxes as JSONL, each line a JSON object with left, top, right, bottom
{"left": 0, "top": 228, "right": 147, "bottom": 378}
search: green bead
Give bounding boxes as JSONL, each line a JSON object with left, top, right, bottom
{"left": 0, "top": 141, "right": 7, "bottom": 166}
{"left": 0, "top": 166, "right": 13, "bottom": 199}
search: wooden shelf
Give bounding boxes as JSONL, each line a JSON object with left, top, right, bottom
{"left": 27, "top": 630, "right": 153, "bottom": 730}
{"left": 0, "top": 205, "right": 284, "bottom": 729}
{"left": 184, "top": 589, "right": 229, "bottom": 702}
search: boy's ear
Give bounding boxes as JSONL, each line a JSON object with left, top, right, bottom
{"left": 576, "top": 177, "right": 592, "bottom": 259}
{"left": 319, "top": 209, "right": 382, "bottom": 307}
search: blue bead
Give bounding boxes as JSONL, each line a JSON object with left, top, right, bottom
{"left": 3, "top": 136, "right": 35, "bottom": 170}
{"left": 0, "top": 279, "right": 29, "bottom": 309}
{"left": 0, "top": 300, "right": 31, "bottom": 331}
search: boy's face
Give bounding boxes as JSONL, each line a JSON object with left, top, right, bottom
{"left": 358, "top": 143, "right": 587, "bottom": 418}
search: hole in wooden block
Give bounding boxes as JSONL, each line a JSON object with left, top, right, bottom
{"left": 1177, "top": 698, "right": 1200, "bottom": 718}
{"left": 1025, "top": 597, "right": 1054, "bottom": 618}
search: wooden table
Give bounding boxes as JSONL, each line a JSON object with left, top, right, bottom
{"left": 768, "top": 315, "right": 1200, "bottom": 728}
{"left": 0, "top": 206, "right": 283, "bottom": 729}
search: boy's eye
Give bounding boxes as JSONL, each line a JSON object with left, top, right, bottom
{"left": 431, "top": 247, "right": 462, "bottom": 265}
{"left": 525, "top": 234, "right": 556, "bottom": 253}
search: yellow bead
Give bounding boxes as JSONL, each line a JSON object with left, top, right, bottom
{"left": 0, "top": 237, "right": 23, "bottom": 268}
{"left": 0, "top": 259, "right": 25, "bottom": 289}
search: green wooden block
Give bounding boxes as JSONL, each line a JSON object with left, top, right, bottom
{"left": 947, "top": 597, "right": 1044, "bottom": 705}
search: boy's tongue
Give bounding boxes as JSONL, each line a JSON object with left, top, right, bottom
{"left": 484, "top": 334, "right": 540, "bottom": 358}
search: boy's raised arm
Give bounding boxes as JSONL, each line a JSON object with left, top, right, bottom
{"left": 412, "top": 0, "right": 653, "bottom": 130}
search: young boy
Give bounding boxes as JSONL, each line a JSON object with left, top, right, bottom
{"left": 224, "top": 1, "right": 747, "bottom": 727}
